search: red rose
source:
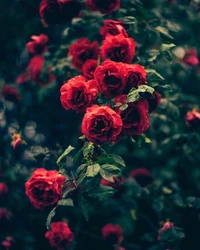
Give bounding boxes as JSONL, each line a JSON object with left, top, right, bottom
{"left": 0, "top": 183, "right": 8, "bottom": 196}
{"left": 158, "top": 222, "right": 174, "bottom": 241}
{"left": 68, "top": 38, "right": 99, "bottom": 71}
{"left": 60, "top": 76, "right": 98, "bottom": 113}
{"left": 185, "top": 109, "right": 200, "bottom": 128}
{"left": 16, "top": 55, "right": 55, "bottom": 85}
{"left": 94, "top": 60, "right": 126, "bottom": 98}
{"left": 25, "top": 168, "right": 66, "bottom": 210}
{"left": 100, "top": 34, "right": 136, "bottom": 63}
{"left": 45, "top": 222, "right": 74, "bottom": 250}
{"left": 1, "top": 86, "right": 21, "bottom": 102}
{"left": 183, "top": 48, "right": 199, "bottom": 66}
{"left": 40, "top": 0, "right": 81, "bottom": 26}
{"left": 26, "top": 34, "right": 48, "bottom": 54}
{"left": 102, "top": 224, "right": 123, "bottom": 244}
{"left": 86, "top": 0, "right": 120, "bottom": 14}
{"left": 124, "top": 64, "right": 147, "bottom": 93}
{"left": 130, "top": 168, "right": 153, "bottom": 187}
{"left": 82, "top": 59, "right": 98, "bottom": 80}
{"left": 115, "top": 95, "right": 149, "bottom": 135}
{"left": 82, "top": 105, "right": 122, "bottom": 144}
{"left": 100, "top": 20, "right": 128, "bottom": 39}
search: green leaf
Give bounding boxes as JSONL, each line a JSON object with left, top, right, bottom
{"left": 110, "top": 154, "right": 126, "bottom": 167}
{"left": 100, "top": 164, "right": 121, "bottom": 182}
{"left": 155, "top": 26, "right": 173, "bottom": 39}
{"left": 57, "top": 145, "right": 75, "bottom": 167}
{"left": 46, "top": 207, "right": 56, "bottom": 230}
{"left": 73, "top": 148, "right": 83, "bottom": 163}
{"left": 79, "top": 135, "right": 86, "bottom": 140}
{"left": 83, "top": 142, "right": 94, "bottom": 158}
{"left": 79, "top": 195, "right": 90, "bottom": 221}
{"left": 86, "top": 164, "right": 100, "bottom": 177}
{"left": 75, "top": 164, "right": 87, "bottom": 176}
{"left": 88, "top": 185, "right": 117, "bottom": 201}
{"left": 146, "top": 69, "right": 164, "bottom": 80}
{"left": 160, "top": 43, "right": 175, "bottom": 52}
{"left": 57, "top": 198, "right": 74, "bottom": 207}
{"left": 127, "top": 85, "right": 155, "bottom": 103}
{"left": 119, "top": 104, "right": 128, "bottom": 111}
{"left": 76, "top": 173, "right": 87, "bottom": 186}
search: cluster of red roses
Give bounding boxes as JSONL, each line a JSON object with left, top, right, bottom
{"left": 16, "top": 34, "right": 55, "bottom": 86}
{"left": 39, "top": 0, "right": 120, "bottom": 26}
{"left": 60, "top": 19, "right": 161, "bottom": 144}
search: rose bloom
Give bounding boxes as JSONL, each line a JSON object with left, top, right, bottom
{"left": 86, "top": 0, "right": 120, "bottom": 14}
{"left": 16, "top": 55, "right": 55, "bottom": 85}
{"left": 102, "top": 224, "right": 123, "bottom": 244}
{"left": 45, "top": 222, "right": 74, "bottom": 250}
{"left": 100, "top": 20, "right": 128, "bottom": 39}
{"left": 60, "top": 76, "right": 98, "bottom": 113}
{"left": 25, "top": 168, "right": 66, "bottom": 210}
{"left": 82, "top": 105, "right": 122, "bottom": 144}
{"left": 115, "top": 95, "right": 149, "bottom": 135}
{"left": 68, "top": 38, "right": 99, "bottom": 71}
{"left": 130, "top": 168, "right": 153, "bottom": 187}
{"left": 26, "top": 34, "right": 48, "bottom": 54}
{"left": 100, "top": 34, "right": 136, "bottom": 63}
{"left": 185, "top": 109, "right": 200, "bottom": 128}
{"left": 123, "top": 64, "right": 147, "bottom": 93}
{"left": 40, "top": 0, "right": 81, "bottom": 26}
{"left": 183, "top": 48, "right": 199, "bottom": 66}
{"left": 94, "top": 60, "right": 126, "bottom": 98}
{"left": 1, "top": 86, "right": 21, "bottom": 102}
{"left": 82, "top": 59, "right": 98, "bottom": 80}
{"left": 0, "top": 183, "right": 8, "bottom": 196}
{"left": 158, "top": 222, "right": 174, "bottom": 241}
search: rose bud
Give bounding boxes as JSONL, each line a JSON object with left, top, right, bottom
{"left": 114, "top": 95, "right": 149, "bottom": 136}
{"left": 60, "top": 76, "right": 98, "bottom": 113}
{"left": 124, "top": 64, "right": 147, "bottom": 93}
{"left": 158, "top": 222, "right": 174, "bottom": 241}
{"left": 45, "top": 222, "right": 74, "bottom": 249}
{"left": 82, "top": 59, "right": 98, "bottom": 80}
{"left": 26, "top": 34, "right": 48, "bottom": 54}
{"left": 25, "top": 168, "right": 66, "bottom": 210}
{"left": 101, "top": 176, "right": 125, "bottom": 189}
{"left": 81, "top": 105, "right": 122, "bottom": 144}
{"left": 102, "top": 223, "right": 123, "bottom": 245}
{"left": 183, "top": 48, "right": 199, "bottom": 66}
{"left": 86, "top": 0, "right": 120, "bottom": 14}
{"left": 100, "top": 34, "right": 136, "bottom": 63}
{"left": 1, "top": 86, "right": 21, "bottom": 103}
{"left": 94, "top": 60, "right": 126, "bottom": 98}
{"left": 185, "top": 109, "right": 200, "bottom": 128}
{"left": 100, "top": 20, "right": 128, "bottom": 39}
{"left": 68, "top": 38, "right": 99, "bottom": 71}
{"left": 0, "top": 183, "right": 8, "bottom": 196}
{"left": 130, "top": 168, "right": 153, "bottom": 187}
